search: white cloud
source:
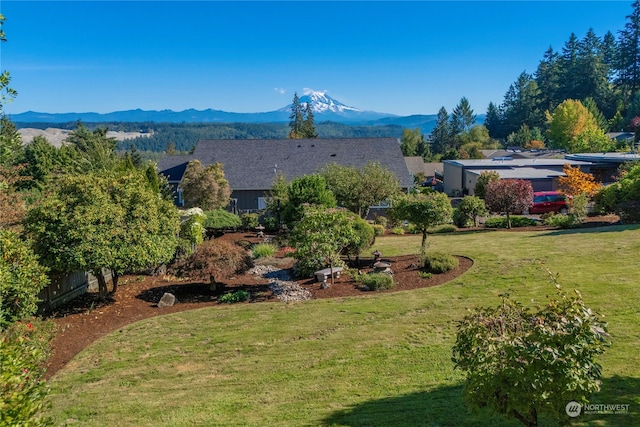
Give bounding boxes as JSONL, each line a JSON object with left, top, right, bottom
{"left": 274, "top": 87, "right": 286, "bottom": 95}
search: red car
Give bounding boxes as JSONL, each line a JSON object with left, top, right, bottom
{"left": 528, "top": 191, "right": 570, "bottom": 214}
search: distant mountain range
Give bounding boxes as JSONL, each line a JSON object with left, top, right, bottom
{"left": 10, "top": 90, "right": 483, "bottom": 133}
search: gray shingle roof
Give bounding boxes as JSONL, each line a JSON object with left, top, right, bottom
{"left": 158, "top": 138, "right": 414, "bottom": 190}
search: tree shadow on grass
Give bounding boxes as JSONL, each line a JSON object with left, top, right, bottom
{"left": 321, "top": 376, "right": 640, "bottom": 427}
{"left": 320, "top": 384, "right": 513, "bottom": 427}
{"left": 530, "top": 223, "right": 640, "bottom": 237}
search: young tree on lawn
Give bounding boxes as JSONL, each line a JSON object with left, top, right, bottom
{"left": 289, "top": 206, "right": 357, "bottom": 281}
{"left": 453, "top": 277, "right": 609, "bottom": 427}
{"left": 25, "top": 171, "right": 180, "bottom": 298}
{"left": 474, "top": 170, "right": 500, "bottom": 199}
{"left": 391, "top": 192, "right": 453, "bottom": 255}
{"left": 455, "top": 195, "right": 488, "bottom": 227}
{"left": 180, "top": 160, "right": 231, "bottom": 210}
{"left": 0, "top": 230, "right": 49, "bottom": 328}
{"left": 558, "top": 164, "right": 602, "bottom": 197}
{"left": 281, "top": 174, "right": 336, "bottom": 227}
{"left": 484, "top": 179, "right": 533, "bottom": 229}
{"left": 321, "top": 161, "right": 401, "bottom": 218}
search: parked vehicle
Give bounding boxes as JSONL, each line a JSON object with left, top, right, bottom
{"left": 528, "top": 191, "right": 570, "bottom": 214}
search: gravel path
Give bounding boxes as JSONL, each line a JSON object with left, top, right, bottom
{"left": 250, "top": 265, "right": 312, "bottom": 302}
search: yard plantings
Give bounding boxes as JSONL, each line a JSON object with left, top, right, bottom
{"left": 251, "top": 243, "right": 277, "bottom": 259}
{"left": 484, "top": 179, "right": 533, "bottom": 229}
{"left": 358, "top": 272, "right": 395, "bottom": 291}
{"left": 0, "top": 319, "right": 55, "bottom": 427}
{"left": 0, "top": 230, "right": 49, "bottom": 327}
{"left": 24, "top": 171, "right": 180, "bottom": 298}
{"left": 453, "top": 281, "right": 610, "bottom": 426}
{"left": 391, "top": 192, "right": 453, "bottom": 254}
{"left": 218, "top": 290, "right": 250, "bottom": 304}
{"left": 484, "top": 216, "right": 537, "bottom": 229}
{"left": 42, "top": 226, "right": 640, "bottom": 426}
{"left": 171, "top": 239, "right": 252, "bottom": 289}
{"left": 421, "top": 251, "right": 459, "bottom": 274}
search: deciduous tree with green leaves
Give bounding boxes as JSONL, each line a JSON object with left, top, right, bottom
{"left": 25, "top": 171, "right": 180, "bottom": 298}
{"left": 453, "top": 277, "right": 609, "bottom": 427}
{"left": 321, "top": 161, "right": 400, "bottom": 218}
{"left": 289, "top": 206, "right": 358, "bottom": 280}
{"left": 545, "top": 99, "right": 613, "bottom": 153}
{"left": 391, "top": 192, "right": 453, "bottom": 255}
{"left": 180, "top": 160, "right": 231, "bottom": 210}
{"left": 281, "top": 174, "right": 336, "bottom": 227}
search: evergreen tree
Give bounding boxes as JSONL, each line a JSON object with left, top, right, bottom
{"left": 616, "top": 0, "right": 640, "bottom": 107}
{"left": 535, "top": 47, "right": 562, "bottom": 113}
{"left": 0, "top": 115, "right": 22, "bottom": 167}
{"left": 430, "top": 107, "right": 452, "bottom": 156}
{"left": 451, "top": 97, "right": 477, "bottom": 134}
{"left": 288, "top": 92, "right": 305, "bottom": 139}
{"left": 302, "top": 101, "right": 318, "bottom": 138}
{"left": 484, "top": 102, "right": 505, "bottom": 140}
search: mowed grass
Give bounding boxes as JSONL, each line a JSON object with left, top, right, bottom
{"left": 47, "top": 225, "right": 640, "bottom": 426}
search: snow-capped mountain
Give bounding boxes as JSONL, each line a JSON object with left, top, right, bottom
{"left": 297, "top": 89, "right": 360, "bottom": 114}
{"left": 11, "top": 89, "right": 453, "bottom": 126}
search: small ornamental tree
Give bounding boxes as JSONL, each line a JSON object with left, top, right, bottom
{"left": 455, "top": 195, "right": 487, "bottom": 227}
{"left": 181, "top": 160, "right": 231, "bottom": 210}
{"left": 391, "top": 192, "right": 453, "bottom": 255}
{"left": 484, "top": 179, "right": 533, "bottom": 229}
{"left": 453, "top": 277, "right": 610, "bottom": 427}
{"left": 289, "top": 207, "right": 357, "bottom": 279}
{"left": 321, "top": 161, "right": 401, "bottom": 218}
{"left": 474, "top": 170, "right": 500, "bottom": 199}
{"left": 558, "top": 164, "right": 602, "bottom": 197}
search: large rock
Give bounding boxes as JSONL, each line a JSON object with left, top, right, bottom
{"left": 157, "top": 292, "right": 176, "bottom": 307}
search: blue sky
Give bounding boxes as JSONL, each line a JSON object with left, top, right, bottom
{"left": 0, "top": 1, "right": 634, "bottom": 116}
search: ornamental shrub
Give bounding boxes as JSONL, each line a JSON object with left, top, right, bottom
{"left": 251, "top": 243, "right": 277, "bottom": 259}
{"left": 1, "top": 320, "right": 54, "bottom": 427}
{"left": 359, "top": 273, "right": 394, "bottom": 291}
{"left": 484, "top": 216, "right": 537, "bottom": 229}
{"left": 453, "top": 282, "right": 609, "bottom": 426}
{"left": 218, "top": 290, "right": 250, "bottom": 304}
{"left": 0, "top": 230, "right": 49, "bottom": 328}
{"left": 372, "top": 224, "right": 385, "bottom": 236}
{"left": 427, "top": 224, "right": 457, "bottom": 234}
{"left": 422, "top": 252, "right": 459, "bottom": 273}
{"left": 203, "top": 209, "right": 242, "bottom": 230}
{"left": 171, "top": 239, "right": 252, "bottom": 285}
{"left": 240, "top": 213, "right": 259, "bottom": 230}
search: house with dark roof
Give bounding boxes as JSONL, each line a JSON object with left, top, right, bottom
{"left": 158, "top": 138, "right": 414, "bottom": 211}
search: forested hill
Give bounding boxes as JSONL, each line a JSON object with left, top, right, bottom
{"left": 15, "top": 121, "right": 406, "bottom": 152}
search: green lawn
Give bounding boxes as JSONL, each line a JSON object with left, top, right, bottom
{"left": 46, "top": 225, "right": 640, "bottom": 426}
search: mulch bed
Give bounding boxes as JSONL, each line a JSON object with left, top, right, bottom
{"left": 42, "top": 214, "right": 620, "bottom": 378}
